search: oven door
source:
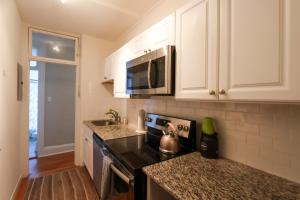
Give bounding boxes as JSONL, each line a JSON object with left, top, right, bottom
{"left": 109, "top": 160, "right": 135, "bottom": 200}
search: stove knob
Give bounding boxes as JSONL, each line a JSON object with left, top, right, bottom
{"left": 177, "top": 125, "right": 183, "bottom": 131}
{"left": 183, "top": 126, "right": 189, "bottom": 132}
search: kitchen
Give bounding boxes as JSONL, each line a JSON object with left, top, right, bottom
{"left": 1, "top": 0, "right": 300, "bottom": 200}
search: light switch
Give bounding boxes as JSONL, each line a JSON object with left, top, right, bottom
{"left": 47, "top": 96, "right": 52, "bottom": 102}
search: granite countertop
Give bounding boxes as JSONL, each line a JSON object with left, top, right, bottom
{"left": 143, "top": 152, "right": 300, "bottom": 200}
{"left": 83, "top": 120, "right": 144, "bottom": 140}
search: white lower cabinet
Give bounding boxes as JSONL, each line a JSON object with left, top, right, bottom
{"left": 83, "top": 126, "right": 93, "bottom": 178}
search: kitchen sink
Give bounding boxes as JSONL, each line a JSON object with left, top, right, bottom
{"left": 91, "top": 120, "right": 117, "bottom": 126}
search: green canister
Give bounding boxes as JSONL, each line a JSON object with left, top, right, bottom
{"left": 200, "top": 117, "right": 218, "bottom": 159}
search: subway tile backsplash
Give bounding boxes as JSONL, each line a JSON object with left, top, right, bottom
{"left": 126, "top": 98, "right": 300, "bottom": 183}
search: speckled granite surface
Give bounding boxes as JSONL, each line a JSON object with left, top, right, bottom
{"left": 83, "top": 120, "right": 144, "bottom": 140}
{"left": 143, "top": 152, "right": 300, "bottom": 200}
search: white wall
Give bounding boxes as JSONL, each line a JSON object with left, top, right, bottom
{"left": 78, "top": 35, "right": 126, "bottom": 164}
{"left": 80, "top": 35, "right": 126, "bottom": 120}
{"left": 0, "top": 0, "right": 23, "bottom": 199}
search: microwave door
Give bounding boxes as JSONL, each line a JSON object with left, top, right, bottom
{"left": 126, "top": 61, "right": 150, "bottom": 93}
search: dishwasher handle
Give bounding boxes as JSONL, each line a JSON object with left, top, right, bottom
{"left": 111, "top": 164, "right": 134, "bottom": 186}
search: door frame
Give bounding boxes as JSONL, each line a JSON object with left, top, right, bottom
{"left": 22, "top": 26, "right": 82, "bottom": 176}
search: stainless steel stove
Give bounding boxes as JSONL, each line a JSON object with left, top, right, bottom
{"left": 93, "top": 113, "right": 196, "bottom": 200}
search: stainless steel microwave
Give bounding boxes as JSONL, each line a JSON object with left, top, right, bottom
{"left": 126, "top": 45, "right": 175, "bottom": 96}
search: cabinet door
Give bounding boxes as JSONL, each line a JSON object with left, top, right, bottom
{"left": 219, "top": 0, "right": 300, "bottom": 101}
{"left": 175, "top": 0, "right": 219, "bottom": 100}
{"left": 147, "top": 14, "right": 175, "bottom": 50}
{"left": 83, "top": 137, "right": 89, "bottom": 167}
{"left": 86, "top": 138, "right": 93, "bottom": 177}
{"left": 83, "top": 137, "right": 93, "bottom": 178}
{"left": 129, "top": 34, "right": 149, "bottom": 60}
{"left": 113, "top": 46, "right": 130, "bottom": 98}
{"left": 104, "top": 54, "right": 113, "bottom": 81}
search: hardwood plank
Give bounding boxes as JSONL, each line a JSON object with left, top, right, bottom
{"left": 30, "top": 177, "right": 44, "bottom": 200}
{"left": 53, "top": 173, "right": 64, "bottom": 200}
{"left": 61, "top": 171, "right": 75, "bottom": 200}
{"left": 29, "top": 151, "right": 75, "bottom": 178}
{"left": 68, "top": 169, "right": 87, "bottom": 200}
{"left": 77, "top": 167, "right": 99, "bottom": 200}
{"left": 41, "top": 175, "right": 52, "bottom": 200}
{"left": 23, "top": 178, "right": 34, "bottom": 200}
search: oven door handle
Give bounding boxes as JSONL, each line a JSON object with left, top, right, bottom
{"left": 111, "top": 164, "right": 133, "bottom": 185}
{"left": 147, "top": 59, "right": 152, "bottom": 89}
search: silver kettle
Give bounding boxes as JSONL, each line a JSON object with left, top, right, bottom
{"left": 159, "top": 123, "right": 181, "bottom": 154}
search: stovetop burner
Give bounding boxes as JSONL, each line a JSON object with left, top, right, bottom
{"left": 104, "top": 114, "right": 196, "bottom": 174}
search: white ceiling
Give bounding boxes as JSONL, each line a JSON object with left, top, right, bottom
{"left": 16, "top": 0, "right": 160, "bottom": 40}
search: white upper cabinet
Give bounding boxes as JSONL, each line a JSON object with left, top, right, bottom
{"left": 219, "top": 0, "right": 300, "bottom": 101}
{"left": 129, "top": 14, "right": 175, "bottom": 60}
{"left": 103, "top": 54, "right": 114, "bottom": 82}
{"left": 146, "top": 14, "right": 175, "bottom": 51}
{"left": 113, "top": 45, "right": 130, "bottom": 98}
{"left": 175, "top": 0, "right": 219, "bottom": 100}
{"left": 128, "top": 34, "right": 149, "bottom": 60}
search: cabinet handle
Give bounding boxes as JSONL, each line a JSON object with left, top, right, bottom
{"left": 104, "top": 77, "right": 107, "bottom": 80}
{"left": 209, "top": 90, "right": 216, "bottom": 95}
{"left": 219, "top": 89, "right": 226, "bottom": 95}
{"left": 85, "top": 138, "right": 88, "bottom": 142}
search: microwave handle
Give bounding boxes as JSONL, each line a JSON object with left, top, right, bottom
{"left": 147, "top": 59, "right": 152, "bottom": 89}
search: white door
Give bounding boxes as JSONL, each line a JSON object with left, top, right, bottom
{"left": 175, "top": 0, "right": 219, "bottom": 100}
{"left": 219, "top": 0, "right": 300, "bottom": 101}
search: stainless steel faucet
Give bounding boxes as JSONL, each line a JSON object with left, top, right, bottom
{"left": 105, "top": 109, "right": 121, "bottom": 124}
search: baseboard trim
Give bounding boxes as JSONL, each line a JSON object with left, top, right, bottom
{"left": 38, "top": 143, "right": 74, "bottom": 157}
{"left": 9, "top": 175, "right": 22, "bottom": 200}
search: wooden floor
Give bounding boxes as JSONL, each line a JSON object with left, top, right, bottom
{"left": 24, "top": 167, "right": 99, "bottom": 200}
{"left": 15, "top": 152, "right": 76, "bottom": 200}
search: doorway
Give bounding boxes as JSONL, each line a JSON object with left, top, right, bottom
{"left": 29, "top": 66, "right": 39, "bottom": 158}
{"left": 28, "top": 28, "right": 79, "bottom": 161}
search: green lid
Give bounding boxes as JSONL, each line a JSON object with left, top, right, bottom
{"left": 201, "top": 117, "right": 215, "bottom": 135}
